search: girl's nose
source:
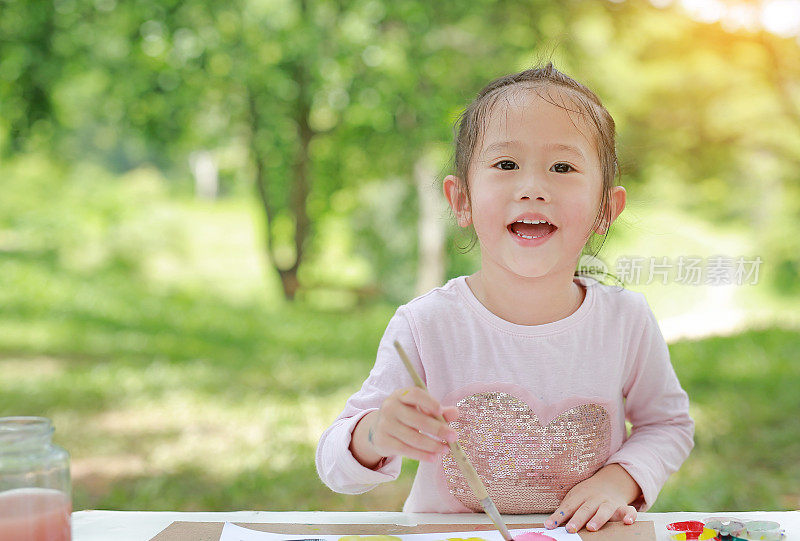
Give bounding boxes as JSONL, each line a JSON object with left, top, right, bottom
{"left": 516, "top": 174, "right": 549, "bottom": 201}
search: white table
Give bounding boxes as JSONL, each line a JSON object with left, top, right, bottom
{"left": 72, "top": 510, "right": 800, "bottom": 541}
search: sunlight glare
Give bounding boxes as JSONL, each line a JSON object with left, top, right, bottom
{"left": 721, "top": 3, "right": 761, "bottom": 32}
{"left": 680, "top": 0, "right": 726, "bottom": 23}
{"left": 761, "top": 0, "right": 800, "bottom": 37}
{"left": 658, "top": 0, "right": 800, "bottom": 37}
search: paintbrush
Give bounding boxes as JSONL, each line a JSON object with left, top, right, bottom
{"left": 393, "top": 340, "right": 514, "bottom": 541}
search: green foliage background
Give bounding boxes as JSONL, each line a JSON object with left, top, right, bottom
{"left": 1, "top": 0, "right": 799, "bottom": 513}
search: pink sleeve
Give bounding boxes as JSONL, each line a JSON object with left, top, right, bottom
{"left": 315, "top": 306, "right": 422, "bottom": 494}
{"left": 604, "top": 295, "right": 695, "bottom": 511}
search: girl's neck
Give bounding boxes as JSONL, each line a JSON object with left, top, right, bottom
{"left": 466, "top": 267, "right": 585, "bottom": 326}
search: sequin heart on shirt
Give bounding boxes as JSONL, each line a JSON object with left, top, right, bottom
{"left": 441, "top": 391, "right": 612, "bottom": 514}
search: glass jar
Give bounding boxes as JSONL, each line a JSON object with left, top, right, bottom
{"left": 0, "top": 417, "right": 71, "bottom": 541}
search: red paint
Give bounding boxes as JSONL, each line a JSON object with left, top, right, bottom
{"left": 667, "top": 521, "right": 705, "bottom": 532}
{"left": 514, "top": 533, "right": 557, "bottom": 541}
{"left": 666, "top": 521, "right": 709, "bottom": 539}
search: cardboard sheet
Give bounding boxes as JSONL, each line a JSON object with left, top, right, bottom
{"left": 149, "top": 520, "right": 656, "bottom": 541}
{"left": 218, "top": 523, "right": 582, "bottom": 541}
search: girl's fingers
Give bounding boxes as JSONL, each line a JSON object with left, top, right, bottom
{"left": 395, "top": 402, "right": 457, "bottom": 443}
{"left": 397, "top": 387, "right": 443, "bottom": 416}
{"left": 564, "top": 501, "right": 599, "bottom": 534}
{"left": 544, "top": 509, "right": 567, "bottom": 529}
{"left": 382, "top": 433, "right": 439, "bottom": 462}
{"left": 546, "top": 491, "right": 583, "bottom": 529}
{"left": 548, "top": 501, "right": 636, "bottom": 533}
{"left": 390, "top": 421, "right": 450, "bottom": 455}
{"left": 442, "top": 406, "right": 460, "bottom": 422}
{"left": 546, "top": 500, "right": 579, "bottom": 530}
{"left": 393, "top": 388, "right": 459, "bottom": 437}
{"left": 378, "top": 389, "right": 459, "bottom": 462}
{"left": 584, "top": 501, "right": 620, "bottom": 532}
{"left": 610, "top": 505, "right": 637, "bottom": 524}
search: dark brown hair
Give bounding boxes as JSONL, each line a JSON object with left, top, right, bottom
{"left": 444, "top": 61, "right": 622, "bottom": 283}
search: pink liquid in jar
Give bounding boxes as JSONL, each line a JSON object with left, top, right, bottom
{"left": 0, "top": 487, "right": 71, "bottom": 541}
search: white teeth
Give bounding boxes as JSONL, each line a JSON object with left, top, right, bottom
{"left": 513, "top": 230, "right": 547, "bottom": 240}
{"left": 509, "top": 218, "right": 554, "bottom": 240}
{"left": 516, "top": 219, "right": 550, "bottom": 225}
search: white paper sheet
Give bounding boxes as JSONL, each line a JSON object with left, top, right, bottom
{"left": 218, "top": 523, "right": 582, "bottom": 541}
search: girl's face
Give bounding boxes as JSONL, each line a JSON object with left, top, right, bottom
{"left": 446, "top": 88, "right": 616, "bottom": 280}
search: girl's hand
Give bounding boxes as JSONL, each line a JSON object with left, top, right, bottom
{"left": 544, "top": 464, "right": 640, "bottom": 533}
{"left": 351, "top": 387, "right": 459, "bottom": 467}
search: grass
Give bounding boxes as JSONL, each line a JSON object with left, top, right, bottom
{"left": 658, "top": 328, "right": 800, "bottom": 511}
{"left": 0, "top": 245, "right": 416, "bottom": 511}
{"left": 1, "top": 196, "right": 798, "bottom": 513}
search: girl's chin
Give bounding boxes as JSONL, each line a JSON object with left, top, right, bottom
{"left": 508, "top": 269, "right": 556, "bottom": 280}
{"left": 501, "top": 259, "right": 559, "bottom": 279}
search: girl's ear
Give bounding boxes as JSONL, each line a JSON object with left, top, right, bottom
{"left": 596, "top": 186, "right": 627, "bottom": 234}
{"left": 443, "top": 174, "right": 472, "bottom": 227}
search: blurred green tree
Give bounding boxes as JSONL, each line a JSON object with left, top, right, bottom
{"left": 1, "top": 0, "right": 798, "bottom": 300}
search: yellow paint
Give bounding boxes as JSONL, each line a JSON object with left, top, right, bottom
{"left": 699, "top": 528, "right": 718, "bottom": 540}
{"left": 444, "top": 537, "right": 488, "bottom": 541}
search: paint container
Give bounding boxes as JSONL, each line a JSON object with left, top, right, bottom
{"left": 0, "top": 417, "right": 71, "bottom": 541}
{"left": 666, "top": 521, "right": 719, "bottom": 540}
{"left": 740, "top": 520, "right": 784, "bottom": 541}
{"left": 704, "top": 517, "right": 746, "bottom": 537}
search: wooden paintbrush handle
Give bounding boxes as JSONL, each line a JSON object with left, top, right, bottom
{"left": 446, "top": 439, "right": 490, "bottom": 500}
{"left": 394, "top": 340, "right": 490, "bottom": 500}
{"left": 392, "top": 340, "right": 513, "bottom": 541}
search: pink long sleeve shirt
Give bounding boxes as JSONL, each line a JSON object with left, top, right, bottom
{"left": 316, "top": 274, "right": 694, "bottom": 513}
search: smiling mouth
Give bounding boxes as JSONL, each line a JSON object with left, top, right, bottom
{"left": 508, "top": 221, "right": 558, "bottom": 239}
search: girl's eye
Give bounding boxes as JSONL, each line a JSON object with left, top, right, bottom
{"left": 551, "top": 162, "right": 575, "bottom": 173}
{"left": 493, "top": 160, "right": 518, "bottom": 170}
{"left": 492, "top": 161, "right": 576, "bottom": 173}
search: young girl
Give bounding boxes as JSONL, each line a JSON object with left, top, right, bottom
{"left": 316, "top": 62, "right": 694, "bottom": 534}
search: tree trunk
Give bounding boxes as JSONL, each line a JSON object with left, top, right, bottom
{"left": 283, "top": 59, "right": 314, "bottom": 301}
{"left": 246, "top": 13, "right": 315, "bottom": 301}
{"left": 247, "top": 78, "right": 312, "bottom": 302}
{"left": 189, "top": 150, "right": 218, "bottom": 200}
{"left": 414, "top": 153, "right": 446, "bottom": 297}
